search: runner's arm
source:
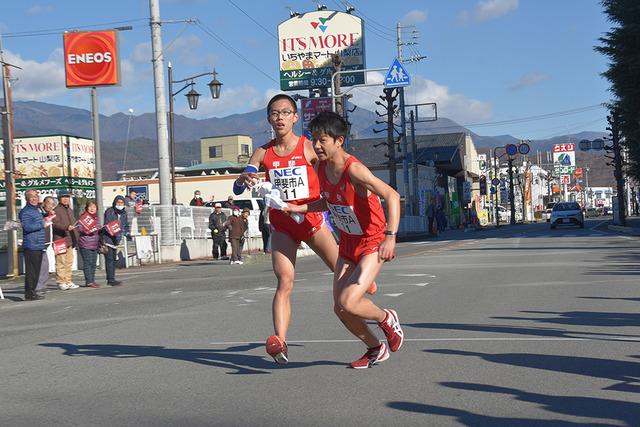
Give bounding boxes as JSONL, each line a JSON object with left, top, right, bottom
{"left": 303, "top": 138, "right": 319, "bottom": 165}
{"left": 283, "top": 198, "right": 328, "bottom": 214}
{"left": 234, "top": 147, "right": 266, "bottom": 193}
{"left": 348, "top": 163, "right": 400, "bottom": 261}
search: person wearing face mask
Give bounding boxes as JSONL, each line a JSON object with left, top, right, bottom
{"left": 189, "top": 190, "right": 204, "bottom": 207}
{"left": 101, "top": 195, "right": 130, "bottom": 286}
{"left": 35, "top": 195, "right": 56, "bottom": 297}
{"left": 226, "top": 208, "right": 245, "bottom": 264}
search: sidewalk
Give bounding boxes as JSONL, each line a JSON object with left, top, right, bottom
{"left": 607, "top": 215, "right": 640, "bottom": 236}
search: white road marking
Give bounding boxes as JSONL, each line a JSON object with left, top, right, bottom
{"left": 170, "top": 290, "right": 182, "bottom": 295}
{"left": 413, "top": 283, "right": 430, "bottom": 287}
{"left": 294, "top": 278, "right": 307, "bottom": 282}
{"left": 254, "top": 287, "right": 270, "bottom": 291}
{"left": 118, "top": 268, "right": 178, "bottom": 278}
{"left": 51, "top": 306, "right": 73, "bottom": 314}
{"left": 208, "top": 336, "right": 640, "bottom": 346}
{"left": 589, "top": 220, "right": 608, "bottom": 230}
{"left": 322, "top": 272, "right": 333, "bottom": 276}
{"left": 384, "top": 293, "right": 403, "bottom": 297}
{"left": 396, "top": 273, "right": 427, "bottom": 277}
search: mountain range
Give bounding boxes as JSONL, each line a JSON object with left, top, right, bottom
{"left": 0, "top": 100, "right": 613, "bottom": 185}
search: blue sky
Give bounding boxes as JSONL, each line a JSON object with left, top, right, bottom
{"left": 0, "top": 0, "right": 610, "bottom": 139}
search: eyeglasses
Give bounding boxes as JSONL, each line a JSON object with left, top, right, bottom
{"left": 269, "top": 109, "right": 295, "bottom": 119}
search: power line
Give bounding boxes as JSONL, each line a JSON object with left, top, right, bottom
{"left": 194, "top": 21, "right": 277, "bottom": 84}
{"left": 227, "top": 0, "right": 278, "bottom": 40}
{"left": 1, "top": 18, "right": 148, "bottom": 38}
{"left": 460, "top": 104, "right": 606, "bottom": 129}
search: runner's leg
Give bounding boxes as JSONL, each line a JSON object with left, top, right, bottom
{"left": 304, "top": 225, "right": 337, "bottom": 271}
{"left": 271, "top": 230, "right": 298, "bottom": 341}
{"left": 336, "top": 252, "right": 386, "bottom": 323}
{"left": 332, "top": 257, "right": 380, "bottom": 348}
{"left": 305, "top": 225, "right": 376, "bottom": 294}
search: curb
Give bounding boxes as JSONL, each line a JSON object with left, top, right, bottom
{"left": 607, "top": 224, "right": 640, "bottom": 236}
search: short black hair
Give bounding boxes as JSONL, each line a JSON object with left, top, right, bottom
{"left": 308, "top": 111, "right": 349, "bottom": 140}
{"left": 267, "top": 94, "right": 297, "bottom": 113}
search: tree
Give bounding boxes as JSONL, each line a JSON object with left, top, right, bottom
{"left": 596, "top": 0, "right": 640, "bottom": 182}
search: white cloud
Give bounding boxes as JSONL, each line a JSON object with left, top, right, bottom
{"left": 401, "top": 10, "right": 428, "bottom": 26}
{"left": 4, "top": 48, "right": 67, "bottom": 100}
{"left": 132, "top": 35, "right": 218, "bottom": 68}
{"left": 458, "top": 0, "right": 519, "bottom": 24}
{"left": 178, "top": 85, "right": 271, "bottom": 118}
{"left": 509, "top": 71, "right": 549, "bottom": 91}
{"left": 26, "top": 4, "right": 54, "bottom": 15}
{"left": 349, "top": 73, "right": 492, "bottom": 125}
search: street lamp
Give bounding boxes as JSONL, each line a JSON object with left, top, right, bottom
{"left": 167, "top": 63, "right": 222, "bottom": 205}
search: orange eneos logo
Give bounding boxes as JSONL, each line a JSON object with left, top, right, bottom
{"left": 63, "top": 30, "right": 120, "bottom": 87}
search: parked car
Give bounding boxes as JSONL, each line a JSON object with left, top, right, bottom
{"left": 544, "top": 202, "right": 556, "bottom": 222}
{"left": 550, "top": 202, "right": 584, "bottom": 229}
{"left": 585, "top": 207, "right": 599, "bottom": 218}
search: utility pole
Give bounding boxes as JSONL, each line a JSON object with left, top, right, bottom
{"left": 373, "top": 88, "right": 400, "bottom": 190}
{"left": 396, "top": 23, "right": 410, "bottom": 213}
{"left": 508, "top": 157, "right": 516, "bottom": 225}
{"left": 1, "top": 48, "right": 18, "bottom": 278}
{"left": 148, "top": 0, "right": 171, "bottom": 208}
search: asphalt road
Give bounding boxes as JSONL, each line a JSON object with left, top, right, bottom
{"left": 1, "top": 218, "right": 639, "bottom": 426}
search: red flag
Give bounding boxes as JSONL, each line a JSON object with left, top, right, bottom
{"left": 78, "top": 212, "right": 98, "bottom": 234}
{"left": 105, "top": 219, "right": 122, "bottom": 237}
{"left": 52, "top": 238, "right": 67, "bottom": 255}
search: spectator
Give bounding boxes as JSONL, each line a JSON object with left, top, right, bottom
{"left": 208, "top": 202, "right": 228, "bottom": 260}
{"left": 224, "top": 195, "right": 238, "bottom": 210}
{"left": 427, "top": 199, "right": 436, "bottom": 236}
{"left": 239, "top": 207, "right": 250, "bottom": 257}
{"left": 190, "top": 190, "right": 204, "bottom": 207}
{"left": 259, "top": 205, "right": 271, "bottom": 253}
{"left": 125, "top": 190, "right": 137, "bottom": 208}
{"left": 19, "top": 190, "right": 47, "bottom": 301}
{"left": 227, "top": 208, "right": 244, "bottom": 265}
{"left": 78, "top": 200, "right": 101, "bottom": 288}
{"left": 35, "top": 195, "right": 56, "bottom": 296}
{"left": 52, "top": 189, "right": 78, "bottom": 290}
{"left": 102, "top": 195, "right": 130, "bottom": 286}
{"left": 204, "top": 194, "right": 216, "bottom": 207}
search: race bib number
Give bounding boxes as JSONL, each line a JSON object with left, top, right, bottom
{"left": 269, "top": 166, "right": 309, "bottom": 201}
{"left": 328, "top": 203, "right": 363, "bottom": 235}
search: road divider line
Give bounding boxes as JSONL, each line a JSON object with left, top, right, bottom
{"left": 208, "top": 336, "right": 640, "bottom": 346}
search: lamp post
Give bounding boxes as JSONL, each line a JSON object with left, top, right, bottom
{"left": 167, "top": 63, "right": 222, "bottom": 205}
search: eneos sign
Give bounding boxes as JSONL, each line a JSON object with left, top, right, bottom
{"left": 63, "top": 30, "right": 120, "bottom": 87}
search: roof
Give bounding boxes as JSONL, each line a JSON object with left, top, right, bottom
{"left": 179, "top": 160, "right": 244, "bottom": 172}
{"left": 349, "top": 132, "right": 468, "bottom": 168}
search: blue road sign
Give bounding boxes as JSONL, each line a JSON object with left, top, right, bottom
{"left": 384, "top": 58, "right": 410, "bottom": 88}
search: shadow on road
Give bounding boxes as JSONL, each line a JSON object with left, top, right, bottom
{"left": 579, "top": 296, "right": 640, "bottom": 303}
{"left": 386, "top": 401, "right": 620, "bottom": 426}
{"left": 438, "top": 382, "right": 640, "bottom": 425}
{"left": 493, "top": 310, "right": 640, "bottom": 328}
{"left": 426, "top": 349, "right": 640, "bottom": 393}
{"left": 40, "top": 342, "right": 343, "bottom": 375}
{"left": 406, "top": 322, "right": 640, "bottom": 342}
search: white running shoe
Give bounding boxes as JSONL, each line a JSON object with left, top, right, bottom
{"left": 67, "top": 282, "right": 80, "bottom": 289}
{"left": 236, "top": 260, "right": 244, "bottom": 265}
{"left": 58, "top": 283, "right": 70, "bottom": 291}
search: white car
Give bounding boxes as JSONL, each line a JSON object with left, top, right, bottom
{"left": 550, "top": 202, "right": 584, "bottom": 229}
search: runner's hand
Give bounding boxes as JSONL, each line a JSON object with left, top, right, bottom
{"left": 378, "top": 236, "right": 396, "bottom": 262}
{"left": 237, "top": 171, "right": 260, "bottom": 188}
{"left": 282, "top": 203, "right": 303, "bottom": 213}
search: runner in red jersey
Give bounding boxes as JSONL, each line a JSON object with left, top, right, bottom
{"left": 285, "top": 111, "right": 405, "bottom": 369}
{"left": 234, "top": 94, "right": 339, "bottom": 365}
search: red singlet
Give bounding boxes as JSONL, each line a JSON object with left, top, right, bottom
{"left": 318, "top": 155, "right": 387, "bottom": 263}
{"left": 262, "top": 135, "right": 324, "bottom": 243}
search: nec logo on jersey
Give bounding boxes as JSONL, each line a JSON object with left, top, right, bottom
{"left": 272, "top": 167, "right": 303, "bottom": 177}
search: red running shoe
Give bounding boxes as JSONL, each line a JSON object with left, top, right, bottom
{"left": 266, "top": 335, "right": 289, "bottom": 365}
{"left": 350, "top": 342, "right": 389, "bottom": 369}
{"left": 379, "top": 309, "right": 404, "bottom": 352}
{"left": 366, "top": 281, "right": 377, "bottom": 295}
